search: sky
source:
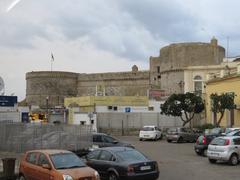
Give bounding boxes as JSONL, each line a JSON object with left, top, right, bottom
{"left": 1, "top": 0, "right": 240, "bottom": 101}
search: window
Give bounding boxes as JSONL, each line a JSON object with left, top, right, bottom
{"left": 116, "top": 150, "right": 147, "bottom": 162}
{"left": 193, "top": 75, "right": 203, "bottom": 94}
{"left": 113, "top": 106, "right": 118, "bottom": 111}
{"left": 99, "top": 151, "right": 113, "bottom": 161}
{"left": 103, "top": 135, "right": 116, "bottom": 143}
{"left": 50, "top": 153, "right": 85, "bottom": 169}
{"left": 26, "top": 152, "right": 38, "bottom": 165}
{"left": 93, "top": 135, "right": 103, "bottom": 142}
{"left": 87, "top": 150, "right": 101, "bottom": 160}
{"left": 148, "top": 107, "right": 154, "bottom": 111}
{"left": 233, "top": 138, "right": 240, "bottom": 145}
{"left": 38, "top": 154, "right": 50, "bottom": 166}
{"left": 157, "top": 66, "right": 160, "bottom": 73}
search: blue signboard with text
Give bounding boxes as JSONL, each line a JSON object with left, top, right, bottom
{"left": 125, "top": 107, "right": 131, "bottom": 113}
{"left": 0, "top": 96, "right": 17, "bottom": 107}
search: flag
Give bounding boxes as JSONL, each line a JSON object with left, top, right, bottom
{"left": 51, "top": 53, "right": 54, "bottom": 62}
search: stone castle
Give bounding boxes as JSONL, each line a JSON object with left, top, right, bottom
{"left": 26, "top": 38, "right": 225, "bottom": 107}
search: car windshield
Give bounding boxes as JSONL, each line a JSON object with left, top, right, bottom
{"left": 50, "top": 153, "right": 86, "bottom": 170}
{"left": 116, "top": 150, "right": 147, "bottom": 162}
{"left": 210, "top": 138, "right": 228, "bottom": 146}
{"left": 143, "top": 127, "right": 154, "bottom": 131}
{"left": 226, "top": 130, "right": 240, "bottom": 136}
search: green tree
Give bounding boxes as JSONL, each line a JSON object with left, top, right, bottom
{"left": 210, "top": 93, "right": 236, "bottom": 127}
{"left": 161, "top": 92, "right": 204, "bottom": 127}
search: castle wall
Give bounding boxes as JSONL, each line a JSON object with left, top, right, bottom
{"left": 77, "top": 71, "right": 150, "bottom": 96}
{"left": 26, "top": 71, "right": 78, "bottom": 107}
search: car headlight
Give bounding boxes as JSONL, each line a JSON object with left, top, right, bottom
{"left": 63, "top": 174, "right": 73, "bottom": 180}
{"left": 94, "top": 171, "right": 100, "bottom": 180}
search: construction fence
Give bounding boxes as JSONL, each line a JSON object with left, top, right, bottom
{"left": 0, "top": 122, "right": 93, "bottom": 153}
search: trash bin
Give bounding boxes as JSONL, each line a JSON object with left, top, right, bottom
{"left": 2, "top": 158, "right": 16, "bottom": 178}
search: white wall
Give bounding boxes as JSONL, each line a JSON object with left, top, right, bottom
{"left": 148, "top": 100, "right": 164, "bottom": 112}
{"left": 73, "top": 113, "right": 97, "bottom": 132}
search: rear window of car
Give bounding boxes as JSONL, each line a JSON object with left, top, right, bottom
{"left": 167, "top": 128, "right": 177, "bottom": 133}
{"left": 116, "top": 150, "right": 147, "bottom": 162}
{"left": 210, "top": 128, "right": 222, "bottom": 135}
{"left": 143, "top": 127, "right": 154, "bottom": 131}
{"left": 210, "top": 138, "right": 229, "bottom": 146}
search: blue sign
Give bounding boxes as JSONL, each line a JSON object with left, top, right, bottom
{"left": 0, "top": 96, "right": 17, "bottom": 107}
{"left": 125, "top": 107, "right": 131, "bottom": 113}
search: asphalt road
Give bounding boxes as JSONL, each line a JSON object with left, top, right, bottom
{"left": 118, "top": 136, "right": 240, "bottom": 180}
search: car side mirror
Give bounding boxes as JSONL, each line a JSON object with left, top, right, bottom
{"left": 42, "top": 164, "right": 51, "bottom": 170}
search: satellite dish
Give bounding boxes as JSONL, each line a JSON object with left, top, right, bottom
{"left": 0, "top": 77, "right": 5, "bottom": 95}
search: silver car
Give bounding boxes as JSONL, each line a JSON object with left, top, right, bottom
{"left": 207, "top": 136, "right": 240, "bottom": 165}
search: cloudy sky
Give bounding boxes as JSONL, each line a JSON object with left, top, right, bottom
{"left": 1, "top": 0, "right": 240, "bottom": 101}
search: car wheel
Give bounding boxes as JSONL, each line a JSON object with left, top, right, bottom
{"left": 208, "top": 158, "right": 217, "bottom": 164}
{"left": 159, "top": 134, "right": 163, "bottom": 140}
{"left": 154, "top": 135, "right": 158, "bottom": 141}
{"left": 195, "top": 150, "right": 202, "bottom": 156}
{"left": 167, "top": 139, "right": 172, "bottom": 143}
{"left": 177, "top": 137, "right": 183, "bottom": 143}
{"left": 19, "top": 175, "right": 26, "bottom": 180}
{"left": 203, "top": 149, "right": 207, "bottom": 157}
{"left": 229, "top": 154, "right": 239, "bottom": 166}
{"left": 109, "top": 172, "right": 118, "bottom": 180}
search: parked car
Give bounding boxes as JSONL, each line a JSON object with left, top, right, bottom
{"left": 166, "top": 127, "right": 199, "bottom": 143}
{"left": 86, "top": 147, "right": 159, "bottom": 180}
{"left": 222, "top": 128, "right": 240, "bottom": 136}
{"left": 139, "top": 126, "right": 162, "bottom": 141}
{"left": 226, "top": 129, "right": 240, "bottom": 136}
{"left": 92, "top": 133, "right": 134, "bottom": 149}
{"left": 194, "top": 127, "right": 225, "bottom": 156}
{"left": 19, "top": 149, "right": 100, "bottom": 180}
{"left": 207, "top": 136, "right": 240, "bottom": 165}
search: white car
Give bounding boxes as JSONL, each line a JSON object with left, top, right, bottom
{"left": 207, "top": 136, "right": 240, "bottom": 165}
{"left": 139, "top": 126, "right": 162, "bottom": 141}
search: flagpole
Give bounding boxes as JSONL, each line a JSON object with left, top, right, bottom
{"left": 51, "top": 53, "right": 54, "bottom": 71}
{"left": 51, "top": 60, "right": 53, "bottom": 71}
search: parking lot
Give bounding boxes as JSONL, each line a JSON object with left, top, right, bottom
{"left": 119, "top": 136, "right": 240, "bottom": 180}
{"left": 0, "top": 136, "right": 240, "bottom": 180}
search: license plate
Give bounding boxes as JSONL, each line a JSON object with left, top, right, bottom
{"left": 144, "top": 135, "right": 149, "bottom": 137}
{"left": 140, "top": 166, "right": 151, "bottom": 171}
{"left": 195, "top": 149, "right": 199, "bottom": 152}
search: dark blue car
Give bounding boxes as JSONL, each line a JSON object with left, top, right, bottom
{"left": 86, "top": 147, "right": 159, "bottom": 180}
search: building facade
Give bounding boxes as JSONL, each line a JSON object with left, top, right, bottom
{"left": 205, "top": 65, "right": 240, "bottom": 127}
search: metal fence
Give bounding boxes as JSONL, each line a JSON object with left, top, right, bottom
{"left": 0, "top": 122, "right": 93, "bottom": 153}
